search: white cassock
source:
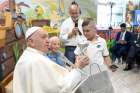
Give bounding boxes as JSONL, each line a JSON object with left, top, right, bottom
{"left": 13, "top": 47, "right": 82, "bottom": 93}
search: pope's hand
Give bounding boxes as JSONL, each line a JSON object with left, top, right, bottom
{"left": 75, "top": 55, "right": 89, "bottom": 69}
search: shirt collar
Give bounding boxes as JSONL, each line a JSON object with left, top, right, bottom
{"left": 91, "top": 35, "right": 100, "bottom": 43}
{"left": 122, "top": 30, "right": 126, "bottom": 33}
{"left": 26, "top": 47, "right": 46, "bottom": 55}
{"left": 48, "top": 51, "right": 60, "bottom": 56}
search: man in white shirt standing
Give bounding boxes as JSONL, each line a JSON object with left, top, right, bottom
{"left": 13, "top": 27, "right": 89, "bottom": 93}
{"left": 59, "top": 1, "right": 86, "bottom": 63}
{"left": 75, "top": 18, "right": 117, "bottom": 75}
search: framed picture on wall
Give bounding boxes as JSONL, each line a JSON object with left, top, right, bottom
{"left": 14, "top": 23, "right": 24, "bottom": 39}
{"left": 0, "top": 0, "right": 10, "bottom": 13}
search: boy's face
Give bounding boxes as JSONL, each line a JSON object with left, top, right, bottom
{"left": 83, "top": 23, "right": 97, "bottom": 41}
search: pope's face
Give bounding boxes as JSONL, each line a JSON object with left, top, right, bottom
{"left": 33, "top": 29, "right": 49, "bottom": 53}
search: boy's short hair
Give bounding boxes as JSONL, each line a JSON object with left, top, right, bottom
{"left": 82, "top": 18, "right": 94, "bottom": 27}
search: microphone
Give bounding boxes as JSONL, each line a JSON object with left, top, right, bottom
{"left": 75, "top": 20, "right": 82, "bottom": 35}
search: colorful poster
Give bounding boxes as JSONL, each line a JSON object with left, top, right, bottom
{"left": 15, "top": 0, "right": 64, "bottom": 20}
{"left": 63, "top": 0, "right": 97, "bottom": 19}
{"left": 14, "top": 0, "right": 97, "bottom": 28}
{"left": 15, "top": 0, "right": 97, "bottom": 20}
{"left": 133, "top": 10, "right": 140, "bottom": 26}
{"left": 0, "top": 0, "right": 9, "bottom": 19}
{"left": 0, "top": 0, "right": 9, "bottom": 11}
{"left": 126, "top": 0, "right": 140, "bottom": 26}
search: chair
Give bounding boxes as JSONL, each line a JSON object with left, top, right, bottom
{"left": 0, "top": 72, "right": 13, "bottom": 93}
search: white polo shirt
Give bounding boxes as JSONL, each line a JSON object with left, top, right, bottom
{"left": 75, "top": 36, "right": 109, "bottom": 75}
{"left": 59, "top": 17, "right": 86, "bottom": 46}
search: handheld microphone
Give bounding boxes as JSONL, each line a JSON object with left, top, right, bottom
{"left": 75, "top": 20, "right": 82, "bottom": 35}
{"left": 75, "top": 22, "right": 78, "bottom": 27}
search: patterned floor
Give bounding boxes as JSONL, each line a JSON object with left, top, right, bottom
{"left": 109, "top": 63, "right": 140, "bottom": 93}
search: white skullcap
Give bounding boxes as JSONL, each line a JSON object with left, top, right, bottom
{"left": 25, "top": 27, "right": 41, "bottom": 39}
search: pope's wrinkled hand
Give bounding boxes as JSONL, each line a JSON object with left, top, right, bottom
{"left": 75, "top": 55, "right": 89, "bottom": 69}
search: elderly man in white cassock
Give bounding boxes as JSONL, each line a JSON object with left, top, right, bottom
{"left": 13, "top": 27, "right": 89, "bottom": 93}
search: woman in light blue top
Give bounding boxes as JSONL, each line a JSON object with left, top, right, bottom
{"left": 47, "top": 36, "right": 73, "bottom": 67}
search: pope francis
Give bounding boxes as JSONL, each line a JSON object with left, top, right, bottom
{"left": 13, "top": 27, "right": 89, "bottom": 93}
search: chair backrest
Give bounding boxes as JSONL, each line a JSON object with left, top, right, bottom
{"left": 0, "top": 72, "right": 13, "bottom": 93}
{"left": 32, "top": 19, "right": 50, "bottom": 27}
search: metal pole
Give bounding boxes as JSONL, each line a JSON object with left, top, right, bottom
{"left": 109, "top": 2, "right": 114, "bottom": 41}
{"left": 110, "top": 4, "right": 112, "bottom": 26}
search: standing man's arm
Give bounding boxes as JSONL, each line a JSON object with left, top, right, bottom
{"left": 59, "top": 22, "right": 70, "bottom": 43}
{"left": 59, "top": 21, "right": 78, "bottom": 42}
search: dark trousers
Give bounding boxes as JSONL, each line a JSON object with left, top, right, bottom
{"left": 65, "top": 46, "right": 76, "bottom": 64}
{"left": 126, "top": 46, "right": 140, "bottom": 67}
{"left": 111, "top": 44, "right": 128, "bottom": 62}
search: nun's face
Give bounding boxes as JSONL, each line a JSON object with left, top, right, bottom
{"left": 29, "top": 29, "right": 50, "bottom": 53}
{"left": 49, "top": 39, "right": 60, "bottom": 53}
